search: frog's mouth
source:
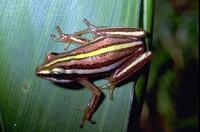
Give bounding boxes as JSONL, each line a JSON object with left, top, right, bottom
{"left": 46, "top": 77, "right": 73, "bottom": 83}
{"left": 36, "top": 73, "right": 73, "bottom": 83}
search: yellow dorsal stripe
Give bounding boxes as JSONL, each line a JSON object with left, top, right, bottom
{"left": 44, "top": 41, "right": 142, "bottom": 67}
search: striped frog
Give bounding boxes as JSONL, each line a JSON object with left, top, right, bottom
{"left": 35, "top": 19, "right": 153, "bottom": 127}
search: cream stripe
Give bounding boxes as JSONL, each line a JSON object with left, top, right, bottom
{"left": 44, "top": 41, "right": 143, "bottom": 67}
{"left": 106, "top": 31, "right": 144, "bottom": 36}
{"left": 51, "top": 58, "right": 126, "bottom": 74}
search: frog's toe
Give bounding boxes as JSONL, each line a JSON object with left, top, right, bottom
{"left": 79, "top": 111, "right": 96, "bottom": 128}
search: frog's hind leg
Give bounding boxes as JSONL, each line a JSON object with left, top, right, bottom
{"left": 105, "top": 51, "right": 153, "bottom": 100}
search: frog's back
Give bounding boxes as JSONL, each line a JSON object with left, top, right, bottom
{"left": 45, "top": 36, "right": 144, "bottom": 75}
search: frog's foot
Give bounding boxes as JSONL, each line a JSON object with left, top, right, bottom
{"left": 83, "top": 18, "right": 97, "bottom": 31}
{"left": 51, "top": 26, "right": 72, "bottom": 43}
{"left": 79, "top": 108, "right": 96, "bottom": 128}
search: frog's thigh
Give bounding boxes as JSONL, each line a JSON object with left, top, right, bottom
{"left": 110, "top": 51, "right": 153, "bottom": 84}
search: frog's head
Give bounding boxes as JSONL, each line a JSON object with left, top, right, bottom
{"left": 35, "top": 52, "right": 72, "bottom": 83}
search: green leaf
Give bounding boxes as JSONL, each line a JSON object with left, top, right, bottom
{"left": 0, "top": 0, "right": 153, "bottom": 131}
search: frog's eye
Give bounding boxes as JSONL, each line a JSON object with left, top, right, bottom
{"left": 45, "top": 52, "right": 59, "bottom": 62}
{"left": 51, "top": 71, "right": 60, "bottom": 74}
{"left": 51, "top": 68, "right": 64, "bottom": 74}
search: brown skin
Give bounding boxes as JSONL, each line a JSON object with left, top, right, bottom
{"left": 36, "top": 20, "right": 152, "bottom": 127}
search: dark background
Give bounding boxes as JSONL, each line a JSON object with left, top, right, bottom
{"left": 139, "top": 0, "right": 199, "bottom": 132}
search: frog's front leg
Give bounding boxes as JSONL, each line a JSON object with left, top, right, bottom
{"left": 107, "top": 51, "right": 153, "bottom": 99}
{"left": 51, "top": 26, "right": 90, "bottom": 50}
{"left": 78, "top": 79, "right": 102, "bottom": 128}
